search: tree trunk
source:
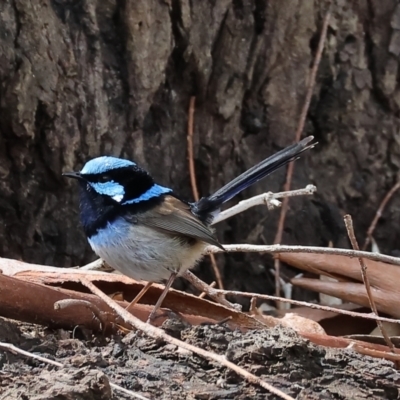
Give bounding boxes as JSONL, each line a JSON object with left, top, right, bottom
{"left": 1, "top": 0, "right": 399, "bottom": 295}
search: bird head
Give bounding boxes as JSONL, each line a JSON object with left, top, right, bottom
{"left": 63, "top": 156, "right": 171, "bottom": 205}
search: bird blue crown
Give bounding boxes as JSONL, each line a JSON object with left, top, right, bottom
{"left": 81, "top": 156, "right": 136, "bottom": 175}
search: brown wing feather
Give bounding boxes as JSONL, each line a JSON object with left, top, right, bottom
{"left": 137, "top": 196, "right": 224, "bottom": 249}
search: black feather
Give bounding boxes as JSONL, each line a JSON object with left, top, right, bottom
{"left": 192, "top": 136, "right": 316, "bottom": 222}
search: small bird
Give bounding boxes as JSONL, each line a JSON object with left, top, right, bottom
{"left": 64, "top": 136, "right": 315, "bottom": 321}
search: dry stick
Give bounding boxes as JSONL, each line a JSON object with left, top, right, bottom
{"left": 187, "top": 96, "right": 224, "bottom": 290}
{"left": 199, "top": 281, "right": 216, "bottom": 299}
{"left": 0, "top": 342, "right": 149, "bottom": 400}
{"left": 54, "top": 299, "right": 106, "bottom": 330}
{"left": 187, "top": 96, "right": 200, "bottom": 202}
{"left": 206, "top": 243, "right": 400, "bottom": 266}
{"left": 184, "top": 270, "right": 241, "bottom": 310}
{"left": 362, "top": 182, "right": 400, "bottom": 251}
{"left": 343, "top": 215, "right": 396, "bottom": 353}
{"left": 250, "top": 297, "right": 258, "bottom": 315}
{"left": 273, "top": 6, "right": 331, "bottom": 300}
{"left": 81, "top": 279, "right": 295, "bottom": 400}
{"left": 0, "top": 342, "right": 63, "bottom": 368}
{"left": 213, "top": 185, "right": 316, "bottom": 225}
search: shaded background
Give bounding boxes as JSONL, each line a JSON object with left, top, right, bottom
{"left": 1, "top": 0, "right": 399, "bottom": 297}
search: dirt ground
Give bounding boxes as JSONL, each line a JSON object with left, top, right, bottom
{"left": 1, "top": 317, "right": 399, "bottom": 400}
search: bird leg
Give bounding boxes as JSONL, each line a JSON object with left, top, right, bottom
{"left": 125, "top": 281, "right": 153, "bottom": 312}
{"left": 147, "top": 272, "right": 177, "bottom": 324}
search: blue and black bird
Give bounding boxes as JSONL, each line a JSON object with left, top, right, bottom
{"left": 64, "top": 136, "right": 315, "bottom": 321}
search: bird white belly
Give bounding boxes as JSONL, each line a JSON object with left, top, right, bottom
{"left": 88, "top": 217, "right": 207, "bottom": 283}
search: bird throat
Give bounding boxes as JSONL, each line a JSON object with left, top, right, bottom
{"left": 78, "top": 181, "right": 165, "bottom": 237}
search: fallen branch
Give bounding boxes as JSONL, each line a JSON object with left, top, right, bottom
{"left": 206, "top": 244, "right": 400, "bottom": 266}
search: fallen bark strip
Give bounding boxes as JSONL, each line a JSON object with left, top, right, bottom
{"left": 279, "top": 252, "right": 400, "bottom": 318}
{"left": 0, "top": 258, "right": 271, "bottom": 331}
{"left": 2, "top": 257, "right": 400, "bottom": 363}
{"left": 302, "top": 332, "right": 400, "bottom": 362}
{"left": 0, "top": 273, "right": 131, "bottom": 332}
{"left": 0, "top": 273, "right": 239, "bottom": 331}
{"left": 4, "top": 271, "right": 398, "bottom": 361}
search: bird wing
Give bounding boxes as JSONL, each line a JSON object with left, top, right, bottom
{"left": 135, "top": 195, "right": 224, "bottom": 249}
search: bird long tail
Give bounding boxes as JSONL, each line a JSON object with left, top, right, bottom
{"left": 192, "top": 136, "right": 316, "bottom": 220}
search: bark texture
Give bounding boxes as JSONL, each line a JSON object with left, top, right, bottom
{"left": 0, "top": 0, "right": 399, "bottom": 293}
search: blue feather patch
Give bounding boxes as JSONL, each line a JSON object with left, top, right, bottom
{"left": 81, "top": 156, "right": 136, "bottom": 175}
{"left": 90, "top": 181, "right": 125, "bottom": 202}
{"left": 122, "top": 184, "right": 172, "bottom": 204}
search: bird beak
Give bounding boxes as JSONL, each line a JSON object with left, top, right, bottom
{"left": 62, "top": 171, "right": 83, "bottom": 180}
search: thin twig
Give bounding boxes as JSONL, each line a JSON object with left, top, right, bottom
{"left": 212, "top": 185, "right": 316, "bottom": 225}
{"left": 273, "top": 5, "right": 331, "bottom": 299}
{"left": 0, "top": 341, "right": 63, "bottom": 367}
{"left": 108, "top": 383, "right": 150, "bottom": 400}
{"left": 207, "top": 289, "right": 400, "bottom": 325}
{"left": 206, "top": 252, "right": 222, "bottom": 290}
{"left": 187, "top": 96, "right": 224, "bottom": 290}
{"left": 362, "top": 182, "right": 400, "bottom": 250}
{"left": 79, "top": 242, "right": 400, "bottom": 283}
{"left": 199, "top": 281, "right": 216, "bottom": 298}
{"left": 205, "top": 243, "right": 400, "bottom": 266}
{"left": 0, "top": 341, "right": 149, "bottom": 400}
{"left": 54, "top": 299, "right": 106, "bottom": 330}
{"left": 187, "top": 96, "right": 199, "bottom": 201}
{"left": 81, "top": 279, "right": 295, "bottom": 400}
{"left": 343, "top": 215, "right": 396, "bottom": 353}
{"left": 249, "top": 297, "right": 258, "bottom": 315}
{"left": 184, "top": 271, "right": 241, "bottom": 310}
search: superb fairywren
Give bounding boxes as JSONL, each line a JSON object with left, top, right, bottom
{"left": 64, "top": 136, "right": 315, "bottom": 321}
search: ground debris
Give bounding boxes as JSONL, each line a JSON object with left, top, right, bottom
{"left": 1, "top": 318, "right": 399, "bottom": 399}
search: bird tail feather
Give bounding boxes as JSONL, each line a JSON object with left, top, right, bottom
{"left": 193, "top": 136, "right": 316, "bottom": 219}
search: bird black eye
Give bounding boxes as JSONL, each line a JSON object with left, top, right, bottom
{"left": 97, "top": 174, "right": 111, "bottom": 183}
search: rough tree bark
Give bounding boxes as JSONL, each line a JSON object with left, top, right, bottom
{"left": 0, "top": 0, "right": 399, "bottom": 296}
